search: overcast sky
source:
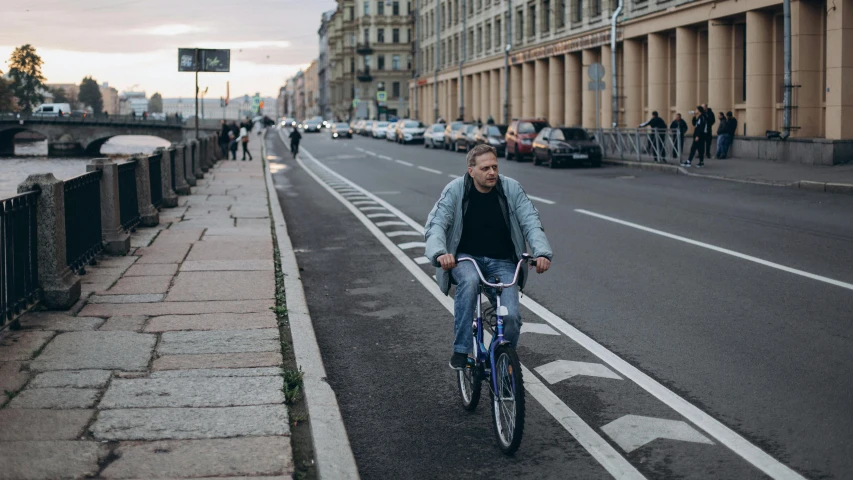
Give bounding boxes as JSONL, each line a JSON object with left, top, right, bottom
{"left": 0, "top": 0, "right": 336, "bottom": 99}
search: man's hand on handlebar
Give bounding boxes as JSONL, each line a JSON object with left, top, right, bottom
{"left": 437, "top": 253, "right": 456, "bottom": 271}
{"left": 533, "top": 257, "right": 550, "bottom": 274}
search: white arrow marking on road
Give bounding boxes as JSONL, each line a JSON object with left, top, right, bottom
{"left": 351, "top": 200, "right": 379, "bottom": 206}
{"left": 358, "top": 206, "right": 387, "bottom": 211}
{"left": 528, "top": 195, "right": 556, "bottom": 205}
{"left": 375, "top": 221, "right": 409, "bottom": 227}
{"left": 520, "top": 323, "right": 560, "bottom": 336}
{"left": 417, "top": 166, "right": 443, "bottom": 174}
{"left": 397, "top": 242, "right": 426, "bottom": 250}
{"left": 378, "top": 154, "right": 393, "bottom": 160}
{"left": 601, "top": 415, "right": 714, "bottom": 454}
{"left": 395, "top": 160, "right": 414, "bottom": 166}
{"left": 366, "top": 213, "right": 398, "bottom": 218}
{"left": 385, "top": 231, "right": 422, "bottom": 238}
{"left": 535, "top": 360, "right": 622, "bottom": 384}
{"left": 414, "top": 256, "right": 431, "bottom": 265}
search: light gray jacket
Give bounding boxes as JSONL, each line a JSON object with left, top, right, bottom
{"left": 424, "top": 174, "right": 553, "bottom": 295}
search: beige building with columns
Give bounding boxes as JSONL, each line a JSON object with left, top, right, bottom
{"left": 411, "top": 0, "right": 853, "bottom": 161}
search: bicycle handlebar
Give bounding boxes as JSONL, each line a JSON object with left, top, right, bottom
{"left": 456, "top": 254, "right": 537, "bottom": 289}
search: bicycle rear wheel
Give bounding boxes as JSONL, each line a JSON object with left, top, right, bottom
{"left": 491, "top": 345, "right": 525, "bottom": 454}
{"left": 457, "top": 352, "right": 481, "bottom": 411}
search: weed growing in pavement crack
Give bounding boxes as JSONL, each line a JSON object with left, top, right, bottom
{"left": 282, "top": 368, "right": 304, "bottom": 405}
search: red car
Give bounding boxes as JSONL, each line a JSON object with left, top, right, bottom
{"left": 506, "top": 118, "right": 550, "bottom": 161}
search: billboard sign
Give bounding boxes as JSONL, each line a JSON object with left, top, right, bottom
{"left": 178, "top": 49, "right": 231, "bottom": 72}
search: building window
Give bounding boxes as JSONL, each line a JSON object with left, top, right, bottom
{"left": 393, "top": 28, "right": 400, "bottom": 43}
{"left": 393, "top": 54, "right": 401, "bottom": 70}
{"left": 557, "top": 0, "right": 565, "bottom": 27}
{"left": 735, "top": 23, "right": 747, "bottom": 103}
{"left": 407, "top": 28, "right": 412, "bottom": 43}
{"left": 572, "top": 0, "right": 582, "bottom": 22}
{"left": 348, "top": 6, "right": 354, "bottom": 20}
{"left": 477, "top": 26, "right": 482, "bottom": 53}
{"left": 543, "top": 0, "right": 550, "bottom": 32}
{"left": 496, "top": 18, "right": 501, "bottom": 46}
{"left": 350, "top": 58, "right": 355, "bottom": 73}
{"left": 393, "top": 82, "right": 401, "bottom": 98}
{"left": 529, "top": 5, "right": 536, "bottom": 36}
{"left": 469, "top": 0, "right": 474, "bottom": 15}
{"left": 393, "top": 1, "right": 400, "bottom": 15}
{"left": 517, "top": 10, "right": 524, "bottom": 41}
{"left": 468, "top": 29, "right": 474, "bottom": 57}
{"left": 378, "top": 55, "right": 385, "bottom": 70}
{"left": 477, "top": 0, "right": 482, "bottom": 10}
{"left": 454, "top": 0, "right": 459, "bottom": 23}
{"left": 589, "top": 0, "right": 601, "bottom": 16}
{"left": 378, "top": 28, "right": 385, "bottom": 43}
{"left": 408, "top": 1, "right": 412, "bottom": 14}
{"left": 407, "top": 54, "right": 412, "bottom": 69}
{"left": 377, "top": 1, "right": 384, "bottom": 15}
{"left": 486, "top": 23, "right": 492, "bottom": 50}
{"left": 363, "top": 28, "right": 369, "bottom": 44}
{"left": 363, "top": 0, "right": 369, "bottom": 15}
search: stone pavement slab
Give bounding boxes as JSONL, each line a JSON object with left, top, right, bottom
{"left": 180, "top": 259, "right": 275, "bottom": 271}
{"left": 18, "top": 312, "right": 104, "bottom": 331}
{"left": 144, "top": 312, "right": 276, "bottom": 332}
{"left": 152, "top": 352, "right": 283, "bottom": 371}
{"left": 0, "top": 331, "right": 55, "bottom": 361}
{"left": 157, "top": 329, "right": 279, "bottom": 355}
{"left": 203, "top": 226, "right": 271, "bottom": 237}
{"left": 99, "top": 376, "right": 284, "bottom": 408}
{"left": 0, "top": 441, "right": 107, "bottom": 480}
{"left": 99, "top": 315, "right": 149, "bottom": 332}
{"left": 102, "top": 276, "right": 173, "bottom": 295}
{"left": 0, "top": 361, "right": 28, "bottom": 395}
{"left": 134, "top": 242, "right": 192, "bottom": 264}
{"left": 30, "top": 369, "right": 112, "bottom": 389}
{"left": 79, "top": 299, "right": 273, "bottom": 317}
{"left": 150, "top": 228, "right": 204, "bottom": 244}
{"left": 166, "top": 271, "right": 274, "bottom": 301}
{"left": 100, "top": 437, "right": 293, "bottom": 479}
{"left": 0, "top": 409, "right": 94, "bottom": 440}
{"left": 8, "top": 387, "right": 100, "bottom": 409}
{"left": 230, "top": 206, "right": 270, "bottom": 218}
{"left": 185, "top": 239, "right": 272, "bottom": 261}
{"left": 124, "top": 263, "right": 179, "bottom": 276}
{"left": 149, "top": 367, "right": 281, "bottom": 378}
{"left": 89, "top": 293, "right": 165, "bottom": 303}
{"left": 31, "top": 331, "right": 155, "bottom": 372}
{"left": 95, "top": 256, "right": 138, "bottom": 269}
{"left": 91, "top": 404, "right": 289, "bottom": 440}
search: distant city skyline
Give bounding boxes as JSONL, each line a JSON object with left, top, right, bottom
{"left": 0, "top": 0, "right": 336, "bottom": 98}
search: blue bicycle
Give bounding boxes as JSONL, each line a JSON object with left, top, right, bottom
{"left": 456, "top": 253, "right": 536, "bottom": 454}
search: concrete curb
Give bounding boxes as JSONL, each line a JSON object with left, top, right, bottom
{"left": 602, "top": 158, "right": 853, "bottom": 195}
{"left": 261, "top": 131, "right": 361, "bottom": 480}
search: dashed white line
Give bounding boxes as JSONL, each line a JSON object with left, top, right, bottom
{"left": 396, "top": 242, "right": 426, "bottom": 250}
{"left": 448, "top": 174, "right": 460, "bottom": 179}
{"left": 375, "top": 221, "right": 409, "bottom": 227}
{"left": 417, "top": 166, "right": 443, "bottom": 175}
{"left": 357, "top": 206, "right": 387, "bottom": 211}
{"left": 366, "top": 213, "right": 398, "bottom": 218}
{"left": 365, "top": 151, "right": 377, "bottom": 156}
{"left": 414, "top": 256, "right": 431, "bottom": 265}
{"left": 378, "top": 154, "right": 393, "bottom": 160}
{"left": 355, "top": 147, "right": 365, "bottom": 152}
{"left": 351, "top": 200, "right": 379, "bottom": 206}
{"left": 528, "top": 195, "right": 556, "bottom": 205}
{"left": 385, "top": 231, "right": 423, "bottom": 238}
{"left": 395, "top": 160, "right": 414, "bottom": 166}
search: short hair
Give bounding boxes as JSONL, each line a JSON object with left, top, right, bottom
{"left": 697, "top": 106, "right": 705, "bottom": 113}
{"left": 466, "top": 143, "right": 497, "bottom": 168}
{"left": 726, "top": 111, "right": 733, "bottom": 116}
{"left": 652, "top": 111, "right": 659, "bottom": 117}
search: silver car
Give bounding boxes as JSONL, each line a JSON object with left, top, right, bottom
{"left": 385, "top": 121, "right": 399, "bottom": 141}
{"left": 424, "top": 123, "right": 446, "bottom": 149}
{"left": 396, "top": 120, "right": 426, "bottom": 144}
{"left": 372, "top": 121, "right": 389, "bottom": 138}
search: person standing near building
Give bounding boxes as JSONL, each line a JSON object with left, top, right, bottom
{"left": 684, "top": 106, "right": 707, "bottom": 168}
{"left": 703, "top": 104, "right": 715, "bottom": 158}
{"left": 219, "top": 120, "right": 230, "bottom": 158}
{"left": 714, "top": 112, "right": 728, "bottom": 159}
{"left": 670, "top": 113, "right": 688, "bottom": 161}
{"left": 239, "top": 124, "right": 253, "bottom": 161}
{"left": 718, "top": 111, "right": 738, "bottom": 159}
{"left": 639, "top": 111, "right": 668, "bottom": 163}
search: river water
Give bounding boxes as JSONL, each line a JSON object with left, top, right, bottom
{"left": 0, "top": 136, "right": 171, "bottom": 198}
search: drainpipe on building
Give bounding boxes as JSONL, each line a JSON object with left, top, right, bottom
{"left": 610, "top": 0, "right": 623, "bottom": 128}
{"left": 434, "top": 3, "right": 440, "bottom": 122}
{"left": 459, "top": 0, "right": 467, "bottom": 121}
{"left": 504, "top": 0, "right": 512, "bottom": 125}
{"left": 781, "top": 0, "right": 792, "bottom": 139}
{"left": 414, "top": 0, "right": 420, "bottom": 121}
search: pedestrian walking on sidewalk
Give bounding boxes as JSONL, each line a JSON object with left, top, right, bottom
{"left": 228, "top": 131, "right": 238, "bottom": 160}
{"left": 684, "top": 106, "right": 707, "bottom": 167}
{"left": 670, "top": 113, "right": 688, "bottom": 161}
{"left": 703, "top": 104, "right": 715, "bottom": 158}
{"left": 219, "top": 120, "right": 230, "bottom": 158}
{"left": 715, "top": 112, "right": 729, "bottom": 160}
{"left": 718, "top": 112, "right": 738, "bottom": 159}
{"left": 639, "top": 111, "right": 668, "bottom": 163}
{"left": 240, "top": 125, "right": 253, "bottom": 161}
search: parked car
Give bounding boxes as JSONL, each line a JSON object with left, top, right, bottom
{"left": 443, "top": 121, "right": 466, "bottom": 150}
{"left": 331, "top": 122, "right": 353, "bottom": 139}
{"left": 455, "top": 124, "right": 479, "bottom": 152}
{"left": 474, "top": 124, "right": 508, "bottom": 156}
{"left": 385, "top": 121, "right": 399, "bottom": 141}
{"left": 372, "top": 121, "right": 389, "bottom": 138}
{"left": 32, "top": 103, "right": 72, "bottom": 117}
{"left": 362, "top": 121, "right": 374, "bottom": 136}
{"left": 532, "top": 127, "right": 602, "bottom": 168}
{"left": 396, "top": 120, "right": 426, "bottom": 144}
{"left": 302, "top": 118, "right": 322, "bottom": 132}
{"left": 424, "top": 123, "right": 446, "bottom": 148}
{"left": 506, "top": 118, "right": 550, "bottom": 161}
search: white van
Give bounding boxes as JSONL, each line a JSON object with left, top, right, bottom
{"left": 32, "top": 103, "right": 72, "bottom": 117}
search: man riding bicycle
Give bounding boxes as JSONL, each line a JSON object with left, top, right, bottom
{"left": 425, "top": 144, "right": 553, "bottom": 370}
{"left": 289, "top": 128, "right": 302, "bottom": 156}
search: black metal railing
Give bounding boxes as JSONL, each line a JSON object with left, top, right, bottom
{"left": 169, "top": 149, "right": 177, "bottom": 192}
{"left": 149, "top": 153, "right": 163, "bottom": 208}
{"left": 63, "top": 171, "right": 103, "bottom": 274}
{"left": 1, "top": 190, "right": 40, "bottom": 329}
{"left": 118, "top": 161, "right": 140, "bottom": 231}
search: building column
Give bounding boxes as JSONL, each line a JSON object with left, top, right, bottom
{"left": 647, "top": 33, "right": 669, "bottom": 124}
{"left": 708, "top": 22, "right": 733, "bottom": 119}
{"left": 676, "top": 26, "right": 698, "bottom": 118}
{"left": 565, "top": 53, "right": 582, "bottom": 126}
{"left": 472, "top": 73, "right": 481, "bottom": 122}
{"left": 582, "top": 49, "right": 600, "bottom": 128}
{"left": 480, "top": 70, "right": 491, "bottom": 121}
{"left": 491, "top": 68, "right": 501, "bottom": 121}
{"left": 623, "top": 39, "right": 643, "bottom": 127}
{"left": 521, "top": 62, "right": 535, "bottom": 118}
{"left": 464, "top": 75, "right": 474, "bottom": 121}
{"left": 535, "top": 58, "right": 549, "bottom": 118}
{"left": 601, "top": 44, "right": 613, "bottom": 128}
{"left": 549, "top": 55, "right": 565, "bottom": 126}
{"left": 511, "top": 64, "right": 523, "bottom": 119}
{"left": 746, "top": 10, "right": 774, "bottom": 136}
{"left": 790, "top": 0, "right": 823, "bottom": 138}
{"left": 825, "top": 0, "right": 852, "bottom": 139}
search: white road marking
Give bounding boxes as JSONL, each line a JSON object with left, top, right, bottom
{"left": 396, "top": 242, "right": 426, "bottom": 250}
{"left": 448, "top": 174, "right": 460, "bottom": 179}
{"left": 366, "top": 213, "right": 398, "bottom": 218}
{"left": 417, "top": 166, "right": 443, "bottom": 174}
{"left": 528, "top": 195, "right": 556, "bottom": 205}
{"left": 378, "top": 154, "right": 393, "bottom": 160}
{"left": 395, "top": 160, "right": 414, "bottom": 166}
{"left": 535, "top": 360, "right": 623, "bottom": 384}
{"left": 355, "top": 147, "right": 365, "bottom": 152}
{"left": 365, "top": 151, "right": 377, "bottom": 156}
{"left": 351, "top": 200, "right": 379, "bottom": 206}
{"left": 375, "top": 221, "right": 409, "bottom": 227}
{"left": 296, "top": 147, "right": 644, "bottom": 480}
{"left": 602, "top": 415, "right": 715, "bottom": 454}
{"left": 385, "top": 231, "right": 423, "bottom": 238}
{"left": 358, "top": 206, "right": 387, "bottom": 211}
{"left": 298, "top": 146, "right": 807, "bottom": 480}
{"left": 414, "top": 256, "right": 431, "bottom": 265}
{"left": 521, "top": 323, "right": 561, "bottom": 335}
{"left": 575, "top": 209, "right": 853, "bottom": 293}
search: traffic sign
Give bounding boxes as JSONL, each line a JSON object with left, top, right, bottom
{"left": 352, "top": 99, "right": 360, "bottom": 108}
{"left": 588, "top": 62, "right": 605, "bottom": 81}
{"left": 588, "top": 81, "right": 606, "bottom": 91}
{"left": 376, "top": 91, "right": 387, "bottom": 102}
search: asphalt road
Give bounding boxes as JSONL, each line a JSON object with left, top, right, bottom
{"left": 267, "top": 128, "right": 853, "bottom": 480}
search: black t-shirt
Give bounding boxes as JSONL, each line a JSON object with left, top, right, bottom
{"left": 456, "top": 185, "right": 515, "bottom": 260}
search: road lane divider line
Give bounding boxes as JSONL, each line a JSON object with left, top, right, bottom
{"left": 395, "top": 160, "right": 414, "bottom": 166}
{"left": 385, "top": 231, "right": 423, "bottom": 238}
{"left": 575, "top": 209, "right": 853, "bottom": 293}
{"left": 358, "top": 206, "right": 387, "bottom": 211}
{"left": 417, "top": 166, "right": 443, "bottom": 175}
{"left": 378, "top": 154, "right": 393, "bottom": 160}
{"left": 366, "top": 213, "right": 398, "bottom": 218}
{"left": 528, "top": 195, "right": 556, "bottom": 205}
{"left": 351, "top": 200, "right": 379, "bottom": 206}
{"left": 296, "top": 143, "right": 807, "bottom": 480}
{"left": 375, "top": 221, "right": 409, "bottom": 227}
{"left": 365, "top": 151, "right": 377, "bottom": 156}
{"left": 296, "top": 146, "right": 644, "bottom": 480}
{"left": 396, "top": 242, "right": 426, "bottom": 250}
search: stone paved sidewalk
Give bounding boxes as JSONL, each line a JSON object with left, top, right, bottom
{"left": 0, "top": 152, "right": 293, "bottom": 478}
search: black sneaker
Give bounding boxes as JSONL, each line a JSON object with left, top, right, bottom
{"left": 449, "top": 352, "right": 468, "bottom": 370}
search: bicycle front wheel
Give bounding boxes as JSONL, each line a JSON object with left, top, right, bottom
{"left": 491, "top": 345, "right": 525, "bottom": 454}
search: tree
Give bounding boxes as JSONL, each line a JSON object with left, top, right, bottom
{"left": 149, "top": 92, "right": 163, "bottom": 113}
{"left": 7, "top": 44, "right": 46, "bottom": 113}
{"left": 50, "top": 86, "right": 69, "bottom": 104}
{"left": 0, "top": 73, "right": 16, "bottom": 112}
{"left": 78, "top": 76, "right": 102, "bottom": 113}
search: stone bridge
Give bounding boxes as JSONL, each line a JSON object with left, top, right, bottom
{"left": 0, "top": 116, "right": 214, "bottom": 156}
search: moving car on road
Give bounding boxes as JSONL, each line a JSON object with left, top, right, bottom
{"left": 32, "top": 103, "right": 72, "bottom": 117}
{"left": 532, "top": 127, "right": 602, "bottom": 168}
{"left": 331, "top": 122, "right": 353, "bottom": 139}
{"left": 372, "top": 121, "right": 390, "bottom": 138}
{"left": 454, "top": 124, "right": 479, "bottom": 152}
{"left": 302, "top": 118, "right": 322, "bottom": 132}
{"left": 506, "top": 118, "right": 549, "bottom": 161}
{"left": 443, "top": 121, "right": 466, "bottom": 150}
{"left": 424, "top": 123, "right": 446, "bottom": 148}
{"left": 474, "top": 124, "right": 508, "bottom": 157}
{"left": 396, "top": 120, "right": 427, "bottom": 144}
{"left": 281, "top": 117, "right": 296, "bottom": 128}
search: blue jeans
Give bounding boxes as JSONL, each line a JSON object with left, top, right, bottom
{"left": 716, "top": 133, "right": 732, "bottom": 159}
{"left": 451, "top": 254, "right": 522, "bottom": 354}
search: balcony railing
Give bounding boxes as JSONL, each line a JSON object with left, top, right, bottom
{"left": 357, "top": 68, "right": 374, "bottom": 82}
{"left": 356, "top": 43, "right": 373, "bottom": 54}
